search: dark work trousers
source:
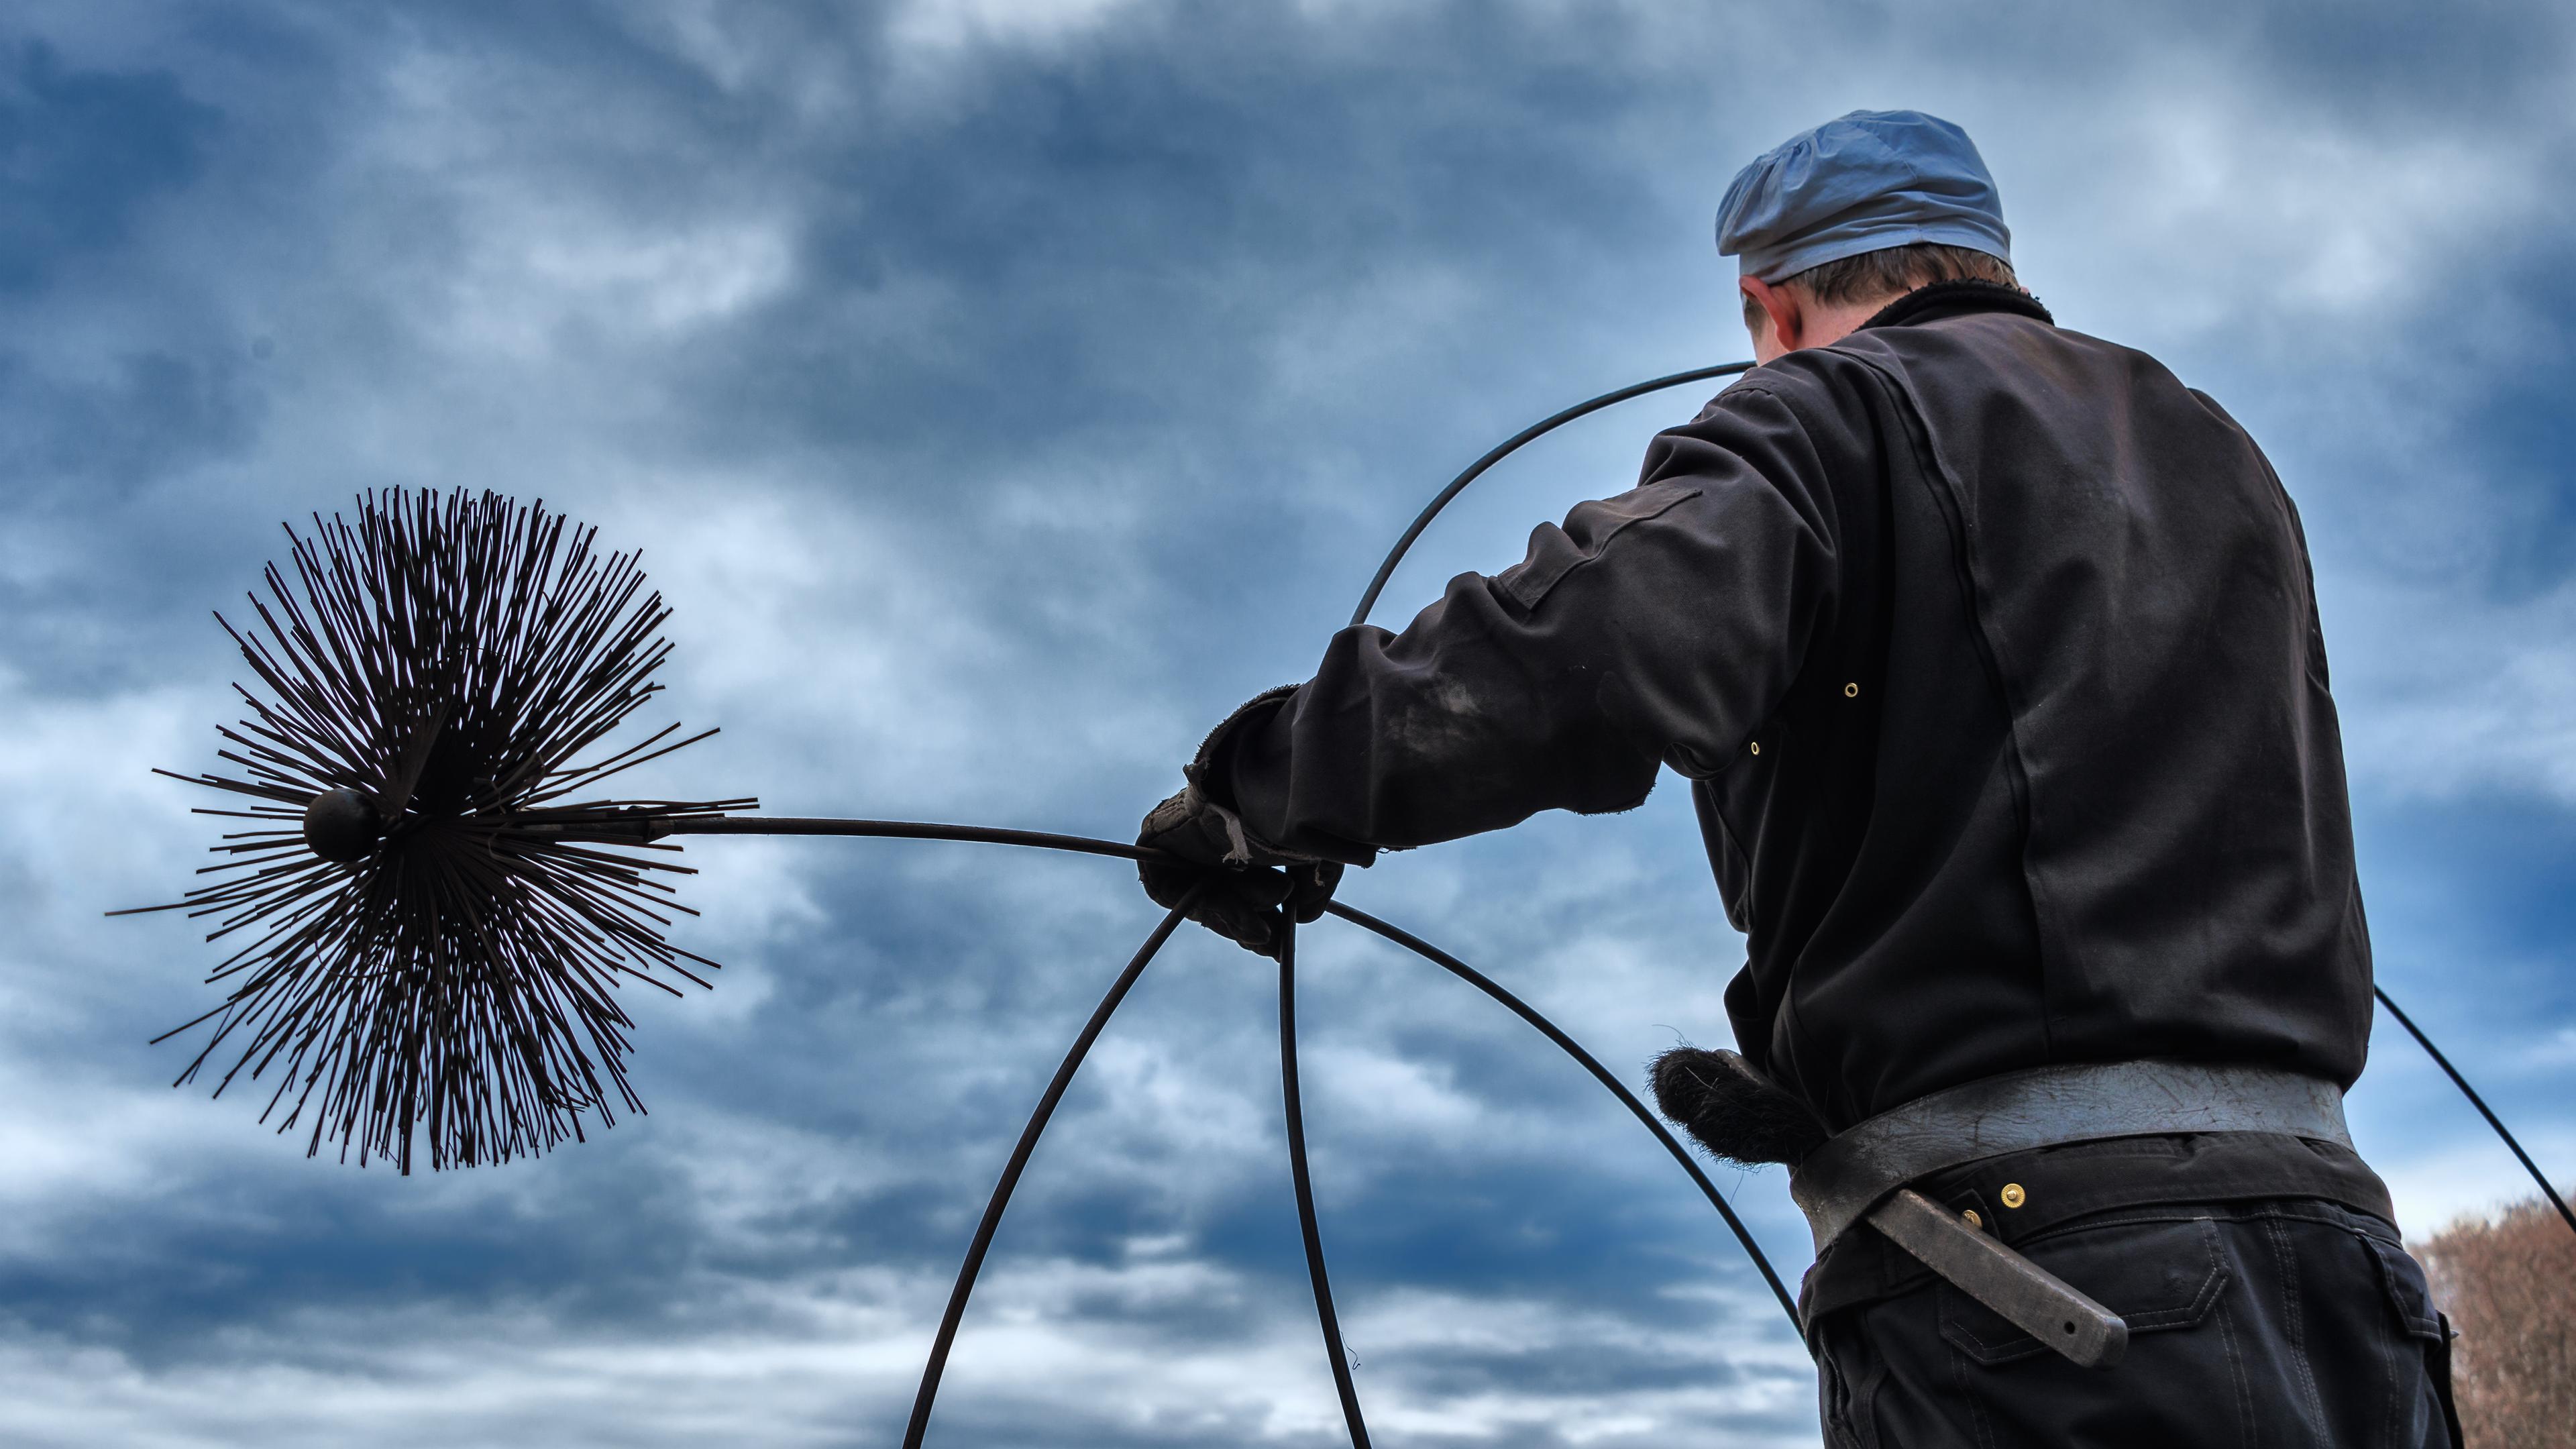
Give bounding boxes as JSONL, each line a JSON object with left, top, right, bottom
{"left": 1811, "top": 1199, "right": 2463, "bottom": 1448}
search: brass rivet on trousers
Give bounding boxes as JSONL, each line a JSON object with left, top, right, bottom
{"left": 2000, "top": 1183, "right": 2027, "bottom": 1210}
{"left": 1843, "top": 682, "right": 1859, "bottom": 698}
{"left": 1962, "top": 1209, "right": 1982, "bottom": 1230}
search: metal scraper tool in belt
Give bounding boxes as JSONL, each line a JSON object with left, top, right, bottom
{"left": 1783, "top": 1060, "right": 2359, "bottom": 1369}
{"left": 116, "top": 365, "right": 2574, "bottom": 1444}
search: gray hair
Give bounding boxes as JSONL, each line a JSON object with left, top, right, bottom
{"left": 1742, "top": 242, "right": 2020, "bottom": 327}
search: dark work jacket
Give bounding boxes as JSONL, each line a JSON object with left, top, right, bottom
{"left": 1218, "top": 282, "right": 2375, "bottom": 1134}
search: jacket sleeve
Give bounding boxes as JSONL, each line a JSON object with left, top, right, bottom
{"left": 1216, "top": 381, "right": 1848, "bottom": 860}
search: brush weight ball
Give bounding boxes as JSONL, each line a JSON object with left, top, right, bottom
{"left": 302, "top": 787, "right": 382, "bottom": 863}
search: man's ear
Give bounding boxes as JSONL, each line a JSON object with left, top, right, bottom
{"left": 1739, "top": 276, "right": 1803, "bottom": 358}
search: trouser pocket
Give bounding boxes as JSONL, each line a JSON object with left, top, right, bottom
{"left": 1927, "top": 1206, "right": 2465, "bottom": 1449}
{"left": 1937, "top": 1216, "right": 2232, "bottom": 1365}
{"left": 1936, "top": 1214, "right": 2257, "bottom": 1448}
{"left": 2360, "top": 1232, "right": 2463, "bottom": 1448}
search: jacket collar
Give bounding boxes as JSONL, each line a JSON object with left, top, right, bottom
{"left": 1860, "top": 278, "right": 2053, "bottom": 332}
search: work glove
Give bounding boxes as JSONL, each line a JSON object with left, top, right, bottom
{"left": 1136, "top": 782, "right": 1342, "bottom": 960}
{"left": 1136, "top": 685, "right": 1344, "bottom": 960}
{"left": 1650, "top": 1046, "right": 1830, "bottom": 1167}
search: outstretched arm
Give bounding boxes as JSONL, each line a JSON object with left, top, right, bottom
{"left": 1220, "top": 381, "right": 1850, "bottom": 861}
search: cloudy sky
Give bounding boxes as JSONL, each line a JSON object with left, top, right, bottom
{"left": 6, "top": 1, "right": 2574, "bottom": 1444}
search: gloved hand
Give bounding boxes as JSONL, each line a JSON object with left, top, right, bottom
{"left": 1136, "top": 782, "right": 1342, "bottom": 960}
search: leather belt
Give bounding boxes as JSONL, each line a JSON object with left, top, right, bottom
{"left": 1789, "top": 1059, "right": 2351, "bottom": 1253}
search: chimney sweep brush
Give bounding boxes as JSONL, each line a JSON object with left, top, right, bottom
{"left": 120, "top": 488, "right": 751, "bottom": 1173}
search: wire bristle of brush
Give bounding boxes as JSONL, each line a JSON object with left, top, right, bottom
{"left": 123, "top": 488, "right": 754, "bottom": 1173}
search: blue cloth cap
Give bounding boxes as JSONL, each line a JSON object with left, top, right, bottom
{"left": 1717, "top": 110, "right": 2010, "bottom": 282}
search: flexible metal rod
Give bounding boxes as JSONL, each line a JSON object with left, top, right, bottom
{"left": 2375, "top": 985, "right": 2576, "bottom": 1240}
{"left": 1279, "top": 925, "right": 1373, "bottom": 1446}
{"left": 1324, "top": 901, "right": 1804, "bottom": 1328}
{"left": 659, "top": 816, "right": 1805, "bottom": 1319}
{"left": 901, "top": 894, "right": 1199, "bottom": 1449}
{"left": 1349, "top": 361, "right": 1756, "bottom": 628}
{"left": 665, "top": 816, "right": 1152, "bottom": 863}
